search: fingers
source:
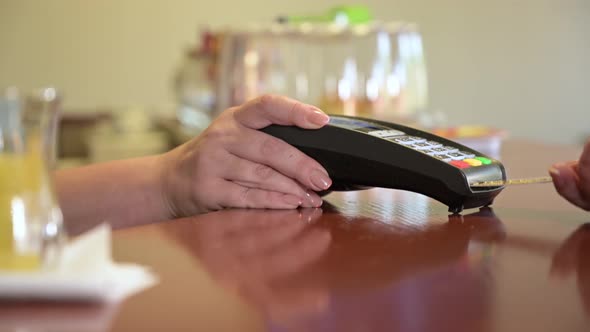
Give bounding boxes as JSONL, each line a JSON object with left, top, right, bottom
{"left": 233, "top": 181, "right": 322, "bottom": 208}
{"left": 578, "top": 139, "right": 590, "bottom": 191}
{"left": 222, "top": 154, "right": 322, "bottom": 207}
{"left": 233, "top": 94, "right": 330, "bottom": 130}
{"left": 216, "top": 181, "right": 306, "bottom": 210}
{"left": 226, "top": 128, "right": 332, "bottom": 192}
{"left": 550, "top": 161, "right": 590, "bottom": 210}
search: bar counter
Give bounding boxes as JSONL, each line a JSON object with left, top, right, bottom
{"left": 2, "top": 140, "right": 589, "bottom": 332}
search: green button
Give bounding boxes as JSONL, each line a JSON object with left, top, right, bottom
{"left": 475, "top": 157, "right": 492, "bottom": 165}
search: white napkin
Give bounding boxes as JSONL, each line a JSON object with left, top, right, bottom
{"left": 0, "top": 223, "right": 158, "bottom": 302}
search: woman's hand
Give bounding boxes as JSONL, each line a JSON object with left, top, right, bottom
{"left": 160, "top": 95, "right": 333, "bottom": 217}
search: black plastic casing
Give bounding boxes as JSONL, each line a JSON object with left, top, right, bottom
{"left": 261, "top": 115, "right": 507, "bottom": 213}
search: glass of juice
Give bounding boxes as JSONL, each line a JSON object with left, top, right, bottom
{"left": 0, "top": 88, "right": 65, "bottom": 272}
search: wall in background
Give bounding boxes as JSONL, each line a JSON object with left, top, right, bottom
{"left": 1, "top": 0, "right": 588, "bottom": 144}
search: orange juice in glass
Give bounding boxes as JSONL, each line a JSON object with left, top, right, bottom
{"left": 0, "top": 89, "right": 64, "bottom": 272}
{"left": 0, "top": 154, "right": 42, "bottom": 270}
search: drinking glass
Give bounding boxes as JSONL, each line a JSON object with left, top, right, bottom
{"left": 215, "top": 21, "right": 429, "bottom": 126}
{"left": 0, "top": 87, "right": 66, "bottom": 272}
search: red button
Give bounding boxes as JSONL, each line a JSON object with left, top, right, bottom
{"left": 450, "top": 160, "right": 470, "bottom": 169}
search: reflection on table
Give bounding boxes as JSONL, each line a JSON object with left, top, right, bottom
{"left": 552, "top": 223, "right": 590, "bottom": 316}
{"left": 161, "top": 207, "right": 506, "bottom": 332}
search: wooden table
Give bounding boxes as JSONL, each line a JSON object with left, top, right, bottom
{"left": 3, "top": 140, "right": 590, "bottom": 332}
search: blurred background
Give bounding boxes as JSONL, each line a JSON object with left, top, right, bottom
{"left": 1, "top": 0, "right": 588, "bottom": 168}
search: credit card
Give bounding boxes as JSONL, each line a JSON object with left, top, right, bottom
{"left": 470, "top": 176, "right": 553, "bottom": 187}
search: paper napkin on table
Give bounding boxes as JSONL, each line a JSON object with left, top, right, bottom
{"left": 0, "top": 223, "right": 158, "bottom": 302}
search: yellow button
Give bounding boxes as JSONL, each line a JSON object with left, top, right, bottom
{"left": 463, "top": 158, "right": 483, "bottom": 166}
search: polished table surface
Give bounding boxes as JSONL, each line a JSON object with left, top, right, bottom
{"left": 2, "top": 140, "right": 590, "bottom": 332}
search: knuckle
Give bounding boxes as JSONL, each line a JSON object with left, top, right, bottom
{"left": 254, "top": 164, "right": 275, "bottom": 180}
{"left": 238, "top": 187, "right": 251, "bottom": 206}
{"left": 288, "top": 102, "right": 303, "bottom": 123}
{"left": 202, "top": 126, "right": 227, "bottom": 141}
{"left": 226, "top": 106, "right": 239, "bottom": 114}
{"left": 201, "top": 123, "right": 240, "bottom": 149}
{"left": 190, "top": 145, "right": 226, "bottom": 177}
{"left": 256, "top": 94, "right": 276, "bottom": 111}
{"left": 260, "top": 137, "right": 283, "bottom": 156}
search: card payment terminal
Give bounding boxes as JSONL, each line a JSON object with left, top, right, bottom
{"left": 261, "top": 115, "right": 507, "bottom": 214}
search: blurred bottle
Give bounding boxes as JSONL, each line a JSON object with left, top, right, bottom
{"left": 215, "top": 8, "right": 430, "bottom": 127}
{"left": 316, "top": 23, "right": 429, "bottom": 126}
{"left": 0, "top": 87, "right": 65, "bottom": 271}
{"left": 173, "top": 29, "right": 220, "bottom": 132}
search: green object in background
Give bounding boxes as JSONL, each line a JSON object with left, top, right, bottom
{"left": 277, "top": 5, "right": 373, "bottom": 25}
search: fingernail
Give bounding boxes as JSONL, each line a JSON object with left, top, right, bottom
{"left": 310, "top": 169, "right": 332, "bottom": 190}
{"left": 306, "top": 107, "right": 330, "bottom": 126}
{"left": 283, "top": 194, "right": 302, "bottom": 207}
{"left": 549, "top": 167, "right": 561, "bottom": 186}
{"left": 305, "top": 190, "right": 323, "bottom": 207}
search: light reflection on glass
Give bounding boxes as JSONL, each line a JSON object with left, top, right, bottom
{"left": 386, "top": 73, "right": 402, "bottom": 96}
{"left": 377, "top": 31, "right": 391, "bottom": 58}
{"left": 244, "top": 50, "right": 259, "bottom": 68}
{"left": 366, "top": 77, "right": 379, "bottom": 101}
{"left": 398, "top": 32, "right": 413, "bottom": 60}
{"left": 42, "top": 87, "right": 57, "bottom": 101}
{"left": 11, "top": 197, "right": 26, "bottom": 242}
{"left": 338, "top": 58, "right": 357, "bottom": 100}
{"left": 216, "top": 22, "right": 429, "bottom": 125}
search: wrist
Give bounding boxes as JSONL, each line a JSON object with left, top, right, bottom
{"left": 154, "top": 150, "right": 180, "bottom": 220}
